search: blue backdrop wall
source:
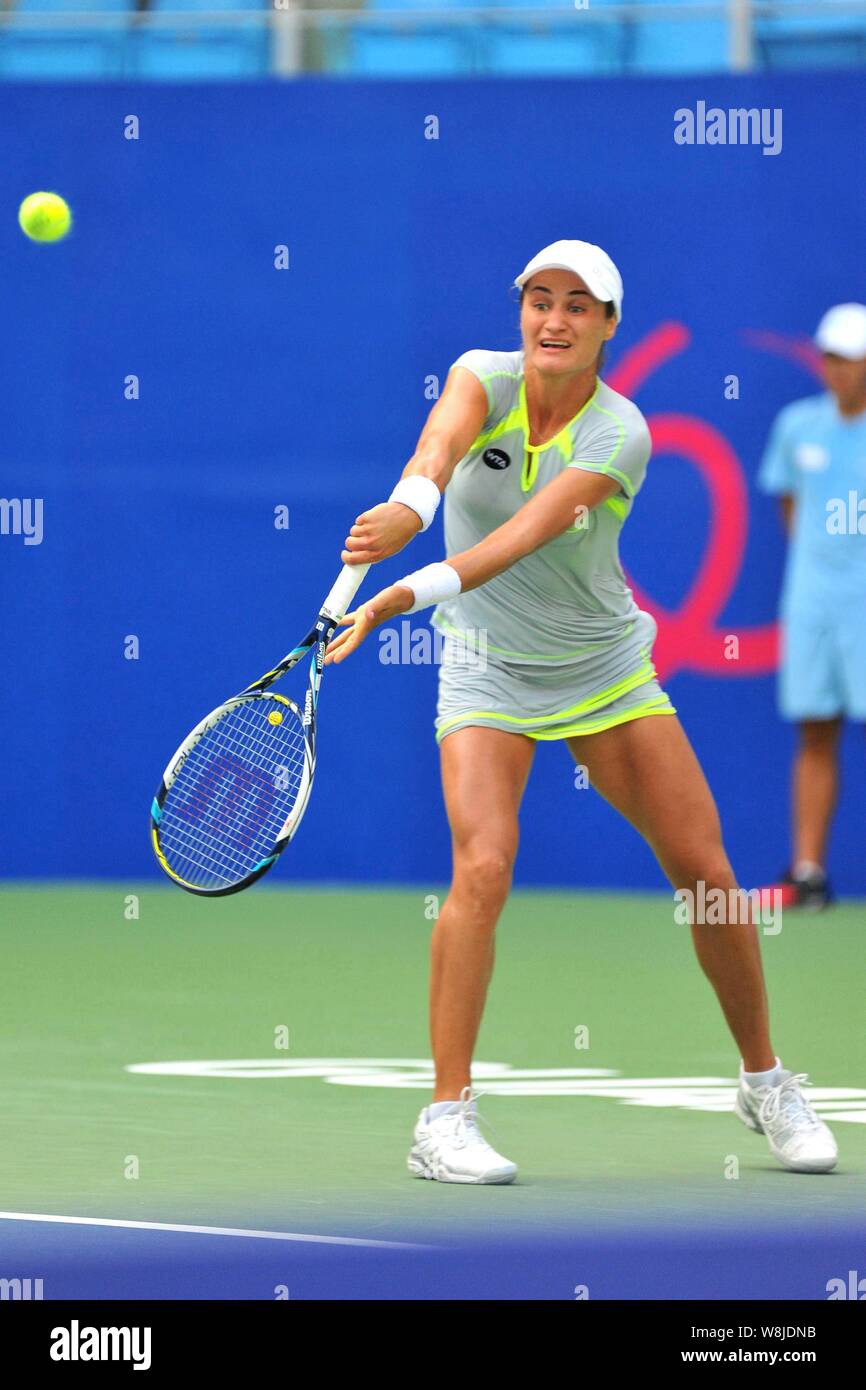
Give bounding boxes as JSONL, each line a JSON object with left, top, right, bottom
{"left": 2, "top": 74, "right": 864, "bottom": 893}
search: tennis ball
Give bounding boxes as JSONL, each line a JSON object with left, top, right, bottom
{"left": 267, "top": 709, "right": 283, "bottom": 726}
{"left": 18, "top": 191, "right": 72, "bottom": 243}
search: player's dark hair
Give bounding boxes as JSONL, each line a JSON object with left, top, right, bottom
{"left": 515, "top": 286, "right": 616, "bottom": 372}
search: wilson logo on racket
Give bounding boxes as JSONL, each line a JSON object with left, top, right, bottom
{"left": 174, "top": 752, "right": 276, "bottom": 854}
{"left": 150, "top": 563, "right": 369, "bottom": 897}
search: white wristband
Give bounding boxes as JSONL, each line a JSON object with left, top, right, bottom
{"left": 388, "top": 476, "right": 441, "bottom": 532}
{"left": 397, "top": 562, "right": 462, "bottom": 614}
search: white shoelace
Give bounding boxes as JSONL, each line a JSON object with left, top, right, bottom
{"left": 431, "top": 1086, "right": 493, "bottom": 1149}
{"left": 758, "top": 1072, "right": 821, "bottom": 1132}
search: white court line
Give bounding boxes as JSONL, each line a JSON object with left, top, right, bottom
{"left": 0, "top": 1211, "right": 429, "bottom": 1250}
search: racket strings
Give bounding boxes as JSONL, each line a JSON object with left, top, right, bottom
{"left": 157, "top": 698, "right": 309, "bottom": 890}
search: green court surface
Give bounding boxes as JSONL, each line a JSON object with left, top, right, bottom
{"left": 1, "top": 884, "right": 864, "bottom": 1245}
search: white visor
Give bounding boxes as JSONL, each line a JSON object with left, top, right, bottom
{"left": 515, "top": 239, "right": 623, "bottom": 322}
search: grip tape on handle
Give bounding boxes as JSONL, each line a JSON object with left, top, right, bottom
{"left": 320, "top": 562, "right": 371, "bottom": 623}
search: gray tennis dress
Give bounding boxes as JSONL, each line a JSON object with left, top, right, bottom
{"left": 431, "top": 347, "right": 676, "bottom": 743}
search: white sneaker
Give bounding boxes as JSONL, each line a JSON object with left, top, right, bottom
{"left": 735, "top": 1066, "right": 838, "bottom": 1173}
{"left": 408, "top": 1086, "right": 517, "bottom": 1185}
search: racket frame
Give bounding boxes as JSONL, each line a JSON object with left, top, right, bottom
{"left": 151, "top": 562, "right": 369, "bottom": 896}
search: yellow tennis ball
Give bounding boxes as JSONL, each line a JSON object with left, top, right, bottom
{"left": 267, "top": 709, "right": 283, "bottom": 726}
{"left": 18, "top": 191, "right": 72, "bottom": 243}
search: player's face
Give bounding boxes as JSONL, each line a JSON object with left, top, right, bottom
{"left": 820, "top": 352, "right": 866, "bottom": 408}
{"left": 521, "top": 269, "right": 616, "bottom": 376}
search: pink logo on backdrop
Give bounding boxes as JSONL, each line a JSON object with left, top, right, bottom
{"left": 606, "top": 323, "right": 821, "bottom": 681}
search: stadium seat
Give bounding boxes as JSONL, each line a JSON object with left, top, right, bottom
{"left": 0, "top": 11, "right": 269, "bottom": 80}
{"left": 138, "top": 0, "right": 270, "bottom": 79}
{"left": 0, "top": 33, "right": 122, "bottom": 78}
{"left": 628, "top": 0, "right": 728, "bottom": 75}
{"left": 13, "top": 0, "right": 131, "bottom": 10}
{"left": 477, "top": 22, "right": 620, "bottom": 77}
{"left": 131, "top": 27, "right": 269, "bottom": 79}
{"left": 755, "top": 8, "right": 866, "bottom": 69}
{"left": 148, "top": 0, "right": 267, "bottom": 10}
{"left": 364, "top": 0, "right": 474, "bottom": 8}
{"left": 348, "top": 30, "right": 471, "bottom": 77}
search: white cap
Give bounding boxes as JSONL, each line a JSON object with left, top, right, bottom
{"left": 514, "top": 239, "right": 623, "bottom": 321}
{"left": 814, "top": 303, "right": 866, "bottom": 360}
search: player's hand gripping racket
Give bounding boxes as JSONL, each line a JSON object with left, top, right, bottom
{"left": 150, "top": 563, "right": 370, "bottom": 896}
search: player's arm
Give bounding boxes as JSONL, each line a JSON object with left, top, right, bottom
{"left": 445, "top": 467, "right": 620, "bottom": 593}
{"left": 341, "top": 365, "right": 488, "bottom": 566}
{"left": 326, "top": 467, "right": 620, "bottom": 665}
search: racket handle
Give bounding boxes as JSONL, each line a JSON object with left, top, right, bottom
{"left": 320, "top": 562, "right": 371, "bottom": 623}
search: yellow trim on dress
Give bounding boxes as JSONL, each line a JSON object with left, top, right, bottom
{"left": 435, "top": 658, "right": 657, "bottom": 738}
{"left": 531, "top": 693, "right": 676, "bottom": 741}
{"left": 436, "top": 692, "right": 676, "bottom": 744}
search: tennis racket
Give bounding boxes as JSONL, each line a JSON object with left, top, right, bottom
{"left": 150, "top": 562, "right": 370, "bottom": 896}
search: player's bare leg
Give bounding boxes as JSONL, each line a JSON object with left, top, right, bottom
{"left": 567, "top": 717, "right": 839, "bottom": 1173}
{"left": 567, "top": 713, "right": 837, "bottom": 1172}
{"left": 567, "top": 715, "right": 775, "bottom": 1070}
{"left": 406, "top": 727, "right": 533, "bottom": 1183}
{"left": 431, "top": 727, "right": 535, "bottom": 1099}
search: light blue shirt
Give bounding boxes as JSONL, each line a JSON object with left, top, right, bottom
{"left": 757, "top": 392, "right": 866, "bottom": 613}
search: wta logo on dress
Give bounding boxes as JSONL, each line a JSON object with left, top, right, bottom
{"left": 483, "top": 448, "right": 511, "bottom": 470}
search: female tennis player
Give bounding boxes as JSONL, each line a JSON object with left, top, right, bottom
{"left": 325, "top": 239, "right": 838, "bottom": 1182}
